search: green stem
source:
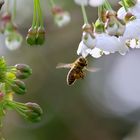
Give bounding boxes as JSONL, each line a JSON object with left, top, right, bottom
{"left": 32, "top": 0, "right": 37, "bottom": 27}
{"left": 35, "top": 0, "right": 39, "bottom": 27}
{"left": 14, "top": 107, "right": 27, "bottom": 118}
{"left": 98, "top": 6, "right": 103, "bottom": 21}
{"left": 7, "top": 101, "right": 28, "bottom": 112}
{"left": 121, "top": 0, "right": 128, "bottom": 12}
{"left": 81, "top": 4, "right": 88, "bottom": 24}
{"left": 12, "top": 0, "right": 16, "bottom": 22}
{"left": 5, "top": 79, "right": 13, "bottom": 87}
{"left": 36, "top": 0, "right": 43, "bottom": 27}
{"left": 6, "top": 0, "right": 10, "bottom": 13}
{"left": 50, "top": 0, "right": 55, "bottom": 7}
{"left": 104, "top": 0, "right": 112, "bottom": 10}
{"left": 12, "top": 101, "right": 27, "bottom": 110}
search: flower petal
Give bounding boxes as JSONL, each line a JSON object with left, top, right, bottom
{"left": 82, "top": 32, "right": 96, "bottom": 49}
{"left": 77, "top": 41, "right": 89, "bottom": 58}
{"left": 89, "top": 0, "right": 105, "bottom": 7}
{"left": 117, "top": 7, "right": 126, "bottom": 20}
{"left": 95, "top": 33, "right": 129, "bottom": 55}
{"left": 87, "top": 48, "right": 103, "bottom": 58}
{"left": 123, "top": 19, "right": 140, "bottom": 39}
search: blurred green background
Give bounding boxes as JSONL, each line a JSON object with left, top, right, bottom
{"left": 0, "top": 0, "right": 139, "bottom": 140}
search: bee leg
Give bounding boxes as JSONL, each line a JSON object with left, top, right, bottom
{"left": 80, "top": 72, "right": 85, "bottom": 79}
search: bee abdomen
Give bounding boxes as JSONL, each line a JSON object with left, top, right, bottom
{"left": 67, "top": 73, "right": 76, "bottom": 85}
{"left": 67, "top": 69, "right": 76, "bottom": 86}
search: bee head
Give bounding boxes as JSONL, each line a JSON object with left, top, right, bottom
{"left": 78, "top": 57, "right": 87, "bottom": 66}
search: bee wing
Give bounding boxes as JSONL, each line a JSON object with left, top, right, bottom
{"left": 56, "top": 63, "right": 72, "bottom": 69}
{"left": 85, "top": 67, "right": 100, "bottom": 72}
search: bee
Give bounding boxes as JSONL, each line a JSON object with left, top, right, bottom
{"left": 56, "top": 56, "right": 99, "bottom": 86}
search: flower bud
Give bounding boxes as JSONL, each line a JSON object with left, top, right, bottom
{"left": 15, "top": 64, "right": 32, "bottom": 79}
{"left": 36, "top": 27, "right": 45, "bottom": 45}
{"left": 11, "top": 80, "right": 26, "bottom": 95}
{"left": 82, "top": 23, "right": 93, "bottom": 33}
{"left": 105, "top": 18, "right": 118, "bottom": 35}
{"left": 104, "top": 10, "right": 126, "bottom": 36}
{"left": 15, "top": 64, "right": 32, "bottom": 73}
{"left": 25, "top": 102, "right": 43, "bottom": 122}
{"left": 15, "top": 71, "right": 30, "bottom": 79}
{"left": 26, "top": 27, "right": 37, "bottom": 46}
{"left": 94, "top": 19, "right": 105, "bottom": 33}
{"left": 82, "top": 24, "right": 96, "bottom": 49}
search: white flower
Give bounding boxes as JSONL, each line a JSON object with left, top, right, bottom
{"left": 122, "top": 19, "right": 140, "bottom": 40}
{"left": 5, "top": 31, "right": 23, "bottom": 50}
{"left": 77, "top": 30, "right": 104, "bottom": 58}
{"left": 77, "top": 41, "right": 104, "bottom": 59}
{"left": 77, "top": 32, "right": 129, "bottom": 58}
{"left": 77, "top": 41, "right": 89, "bottom": 58}
{"left": 105, "top": 20, "right": 126, "bottom": 36}
{"left": 89, "top": 0, "right": 105, "bottom": 7}
{"left": 105, "top": 11, "right": 126, "bottom": 36}
{"left": 77, "top": 33, "right": 127, "bottom": 58}
{"left": 105, "top": 23, "right": 118, "bottom": 36}
{"left": 74, "top": 0, "right": 88, "bottom": 6}
{"left": 54, "top": 12, "right": 71, "bottom": 27}
{"left": 77, "top": 30, "right": 96, "bottom": 58}
{"left": 95, "top": 33, "right": 129, "bottom": 55}
{"left": 82, "top": 32, "right": 96, "bottom": 48}
{"left": 117, "top": 1, "right": 140, "bottom": 20}
{"left": 77, "top": 25, "right": 105, "bottom": 58}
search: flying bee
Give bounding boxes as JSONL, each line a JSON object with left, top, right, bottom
{"left": 56, "top": 56, "right": 99, "bottom": 86}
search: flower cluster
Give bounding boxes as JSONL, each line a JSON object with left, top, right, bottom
{"left": 0, "top": 0, "right": 23, "bottom": 50}
{"left": 26, "top": 0, "right": 45, "bottom": 46}
{"left": 75, "top": 0, "right": 140, "bottom": 58}
{"left": 0, "top": 57, "right": 43, "bottom": 125}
